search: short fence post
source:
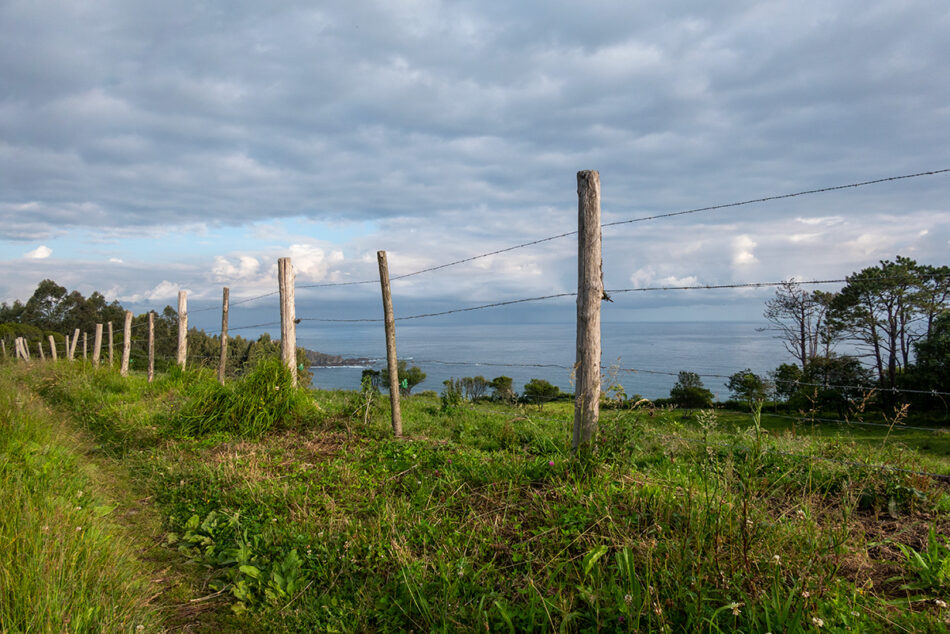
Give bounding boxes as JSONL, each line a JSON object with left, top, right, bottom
{"left": 177, "top": 290, "right": 188, "bottom": 370}
{"left": 69, "top": 329, "right": 80, "bottom": 360}
{"left": 93, "top": 323, "right": 103, "bottom": 366}
{"left": 48, "top": 335, "right": 57, "bottom": 361}
{"left": 572, "top": 170, "right": 603, "bottom": 454}
{"left": 38, "top": 340, "right": 45, "bottom": 361}
{"left": 218, "top": 287, "right": 229, "bottom": 385}
{"left": 377, "top": 250, "right": 403, "bottom": 437}
{"left": 1, "top": 339, "right": 6, "bottom": 360}
{"left": 14, "top": 338, "right": 24, "bottom": 361}
{"left": 278, "top": 258, "right": 297, "bottom": 387}
{"left": 107, "top": 321, "right": 114, "bottom": 366}
{"left": 121, "top": 311, "right": 132, "bottom": 377}
{"left": 147, "top": 312, "right": 155, "bottom": 383}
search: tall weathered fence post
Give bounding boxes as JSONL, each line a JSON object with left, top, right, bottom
{"left": 147, "top": 312, "right": 155, "bottom": 383}
{"left": 218, "top": 287, "right": 229, "bottom": 385}
{"left": 177, "top": 290, "right": 188, "bottom": 370}
{"left": 1, "top": 339, "right": 6, "bottom": 360}
{"left": 107, "top": 321, "right": 114, "bottom": 366}
{"left": 83, "top": 332, "right": 88, "bottom": 360}
{"left": 93, "top": 323, "right": 103, "bottom": 366}
{"left": 121, "top": 311, "right": 132, "bottom": 377}
{"left": 278, "top": 258, "right": 298, "bottom": 387}
{"left": 69, "top": 328, "right": 80, "bottom": 360}
{"left": 572, "top": 170, "right": 603, "bottom": 453}
{"left": 48, "top": 335, "right": 57, "bottom": 361}
{"left": 38, "top": 341, "right": 45, "bottom": 361}
{"left": 377, "top": 250, "right": 403, "bottom": 437}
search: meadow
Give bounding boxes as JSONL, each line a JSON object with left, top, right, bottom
{"left": 2, "top": 359, "right": 950, "bottom": 632}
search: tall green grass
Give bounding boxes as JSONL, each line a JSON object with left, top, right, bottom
{"left": 0, "top": 370, "right": 160, "bottom": 633}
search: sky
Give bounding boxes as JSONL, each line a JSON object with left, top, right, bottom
{"left": 2, "top": 0, "right": 950, "bottom": 334}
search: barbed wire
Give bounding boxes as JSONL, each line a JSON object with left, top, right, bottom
{"left": 296, "top": 167, "right": 950, "bottom": 288}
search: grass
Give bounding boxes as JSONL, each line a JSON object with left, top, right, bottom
{"left": 4, "top": 358, "right": 950, "bottom": 631}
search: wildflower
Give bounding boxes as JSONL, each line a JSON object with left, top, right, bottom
{"left": 624, "top": 594, "right": 633, "bottom": 605}
{"left": 76, "top": 490, "right": 84, "bottom": 498}
{"left": 851, "top": 611, "right": 860, "bottom": 617}
{"left": 936, "top": 599, "right": 948, "bottom": 608}
{"left": 729, "top": 602, "right": 742, "bottom": 616}
{"left": 811, "top": 616, "right": 823, "bottom": 627}
{"left": 548, "top": 461, "right": 555, "bottom": 466}
{"left": 75, "top": 526, "right": 82, "bottom": 532}
{"left": 434, "top": 470, "right": 440, "bottom": 477}
{"left": 802, "top": 590, "right": 811, "bottom": 599}
{"left": 136, "top": 626, "right": 145, "bottom": 632}
{"left": 772, "top": 554, "right": 781, "bottom": 564}
{"left": 618, "top": 616, "right": 625, "bottom": 624}
{"left": 447, "top": 459, "right": 452, "bottom": 464}
{"left": 796, "top": 509, "right": 806, "bottom": 519}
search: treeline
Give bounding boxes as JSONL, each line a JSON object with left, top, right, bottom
{"left": 0, "top": 280, "right": 310, "bottom": 382}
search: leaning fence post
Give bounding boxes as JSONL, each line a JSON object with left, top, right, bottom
{"left": 148, "top": 312, "right": 155, "bottom": 383}
{"left": 38, "top": 340, "right": 45, "bottom": 361}
{"left": 69, "top": 328, "right": 79, "bottom": 360}
{"left": 121, "top": 311, "right": 132, "bottom": 377}
{"left": 49, "top": 335, "right": 57, "bottom": 361}
{"left": 93, "top": 323, "right": 103, "bottom": 366}
{"left": 218, "top": 287, "right": 229, "bottom": 385}
{"left": 107, "top": 321, "right": 114, "bottom": 366}
{"left": 278, "top": 258, "right": 298, "bottom": 387}
{"left": 177, "top": 290, "right": 188, "bottom": 370}
{"left": 377, "top": 250, "right": 403, "bottom": 437}
{"left": 572, "top": 170, "right": 603, "bottom": 453}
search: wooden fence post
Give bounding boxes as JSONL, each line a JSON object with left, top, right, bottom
{"left": 83, "top": 332, "right": 87, "bottom": 360}
{"left": 278, "top": 258, "right": 297, "bottom": 387}
{"left": 49, "top": 335, "right": 57, "bottom": 361}
{"left": 177, "top": 290, "right": 188, "bottom": 370}
{"left": 14, "top": 338, "right": 23, "bottom": 361}
{"left": 1, "top": 339, "right": 6, "bottom": 360}
{"left": 93, "top": 323, "right": 103, "bottom": 366}
{"left": 69, "top": 329, "right": 80, "bottom": 360}
{"left": 121, "top": 311, "right": 132, "bottom": 377}
{"left": 108, "top": 321, "right": 114, "bottom": 366}
{"left": 148, "top": 312, "right": 155, "bottom": 383}
{"left": 572, "top": 170, "right": 603, "bottom": 453}
{"left": 38, "top": 341, "right": 45, "bottom": 361}
{"left": 377, "top": 250, "right": 403, "bottom": 437}
{"left": 218, "top": 287, "right": 229, "bottom": 385}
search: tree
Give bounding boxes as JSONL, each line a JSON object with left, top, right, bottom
{"left": 770, "top": 363, "right": 803, "bottom": 402}
{"left": 381, "top": 360, "right": 426, "bottom": 395}
{"left": 489, "top": 376, "right": 516, "bottom": 402}
{"left": 361, "top": 368, "right": 382, "bottom": 392}
{"left": 669, "top": 371, "right": 714, "bottom": 409}
{"left": 791, "top": 354, "right": 874, "bottom": 416}
{"left": 763, "top": 279, "right": 837, "bottom": 369}
{"left": 903, "top": 311, "right": 950, "bottom": 400}
{"left": 523, "top": 378, "right": 559, "bottom": 410}
{"left": 461, "top": 376, "right": 489, "bottom": 401}
{"left": 22, "top": 279, "right": 68, "bottom": 330}
{"left": 726, "top": 369, "right": 771, "bottom": 404}
{"left": 829, "top": 256, "right": 947, "bottom": 395}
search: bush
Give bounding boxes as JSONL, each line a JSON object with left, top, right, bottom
{"left": 669, "top": 371, "right": 714, "bottom": 409}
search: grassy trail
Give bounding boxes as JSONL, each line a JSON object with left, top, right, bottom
{"left": 3, "top": 360, "right": 950, "bottom": 632}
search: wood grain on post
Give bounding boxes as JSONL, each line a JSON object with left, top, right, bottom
{"left": 49, "top": 335, "right": 57, "bottom": 361}
{"left": 218, "top": 287, "right": 229, "bottom": 385}
{"left": 69, "top": 328, "right": 80, "bottom": 360}
{"left": 277, "top": 258, "right": 297, "bottom": 387}
{"left": 121, "top": 311, "right": 132, "bottom": 376}
{"left": 572, "top": 170, "right": 603, "bottom": 453}
{"left": 148, "top": 312, "right": 155, "bottom": 383}
{"left": 377, "top": 250, "right": 403, "bottom": 437}
{"left": 107, "top": 321, "right": 114, "bottom": 365}
{"left": 93, "top": 323, "right": 103, "bottom": 366}
{"left": 177, "top": 290, "right": 187, "bottom": 370}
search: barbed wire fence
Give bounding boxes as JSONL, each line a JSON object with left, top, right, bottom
{"left": 4, "top": 167, "right": 950, "bottom": 476}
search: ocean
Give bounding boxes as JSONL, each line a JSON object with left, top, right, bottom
{"left": 297, "top": 320, "right": 792, "bottom": 400}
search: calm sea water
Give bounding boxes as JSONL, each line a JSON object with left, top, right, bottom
{"left": 298, "top": 321, "right": 793, "bottom": 400}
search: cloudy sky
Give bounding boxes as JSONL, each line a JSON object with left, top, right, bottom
{"left": 2, "top": 0, "right": 949, "bottom": 332}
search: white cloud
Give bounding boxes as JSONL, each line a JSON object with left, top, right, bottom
{"left": 109, "top": 257, "right": 123, "bottom": 263}
{"left": 124, "top": 280, "right": 183, "bottom": 303}
{"left": 732, "top": 235, "right": 757, "bottom": 266}
{"left": 24, "top": 245, "right": 52, "bottom": 259}
{"left": 288, "top": 244, "right": 343, "bottom": 282}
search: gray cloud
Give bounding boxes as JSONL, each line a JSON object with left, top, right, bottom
{"left": 1, "top": 0, "right": 948, "bottom": 318}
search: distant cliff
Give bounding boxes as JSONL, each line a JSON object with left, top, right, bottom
{"left": 305, "top": 349, "right": 372, "bottom": 367}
